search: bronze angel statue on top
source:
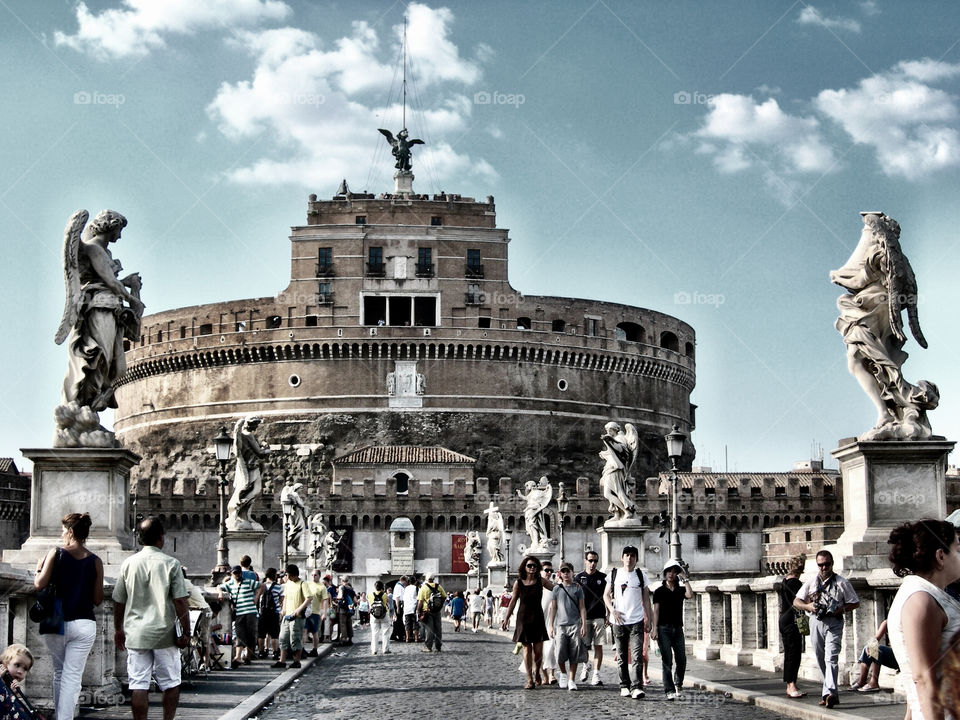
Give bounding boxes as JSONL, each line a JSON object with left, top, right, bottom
{"left": 830, "top": 212, "right": 939, "bottom": 441}
{"left": 54, "top": 209, "right": 144, "bottom": 447}
{"left": 378, "top": 127, "right": 424, "bottom": 172}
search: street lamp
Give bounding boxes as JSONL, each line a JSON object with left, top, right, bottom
{"left": 212, "top": 425, "right": 233, "bottom": 582}
{"left": 281, "top": 490, "right": 293, "bottom": 569}
{"left": 503, "top": 529, "right": 512, "bottom": 587}
{"left": 664, "top": 424, "right": 687, "bottom": 564}
{"left": 556, "top": 481, "right": 570, "bottom": 564}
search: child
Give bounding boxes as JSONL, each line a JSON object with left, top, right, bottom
{"left": 0, "top": 643, "right": 36, "bottom": 719}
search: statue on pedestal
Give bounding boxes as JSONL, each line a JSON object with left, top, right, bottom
{"left": 600, "top": 421, "right": 639, "bottom": 521}
{"left": 483, "top": 501, "right": 505, "bottom": 565}
{"left": 322, "top": 528, "right": 343, "bottom": 572}
{"left": 519, "top": 476, "right": 553, "bottom": 552}
{"left": 378, "top": 128, "right": 424, "bottom": 172}
{"left": 309, "top": 512, "right": 327, "bottom": 565}
{"left": 227, "top": 417, "right": 269, "bottom": 531}
{"left": 465, "top": 530, "right": 482, "bottom": 575}
{"left": 54, "top": 209, "right": 144, "bottom": 448}
{"left": 830, "top": 212, "right": 939, "bottom": 441}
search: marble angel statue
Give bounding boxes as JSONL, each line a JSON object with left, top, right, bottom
{"left": 227, "top": 417, "right": 269, "bottom": 531}
{"left": 600, "top": 421, "right": 640, "bottom": 521}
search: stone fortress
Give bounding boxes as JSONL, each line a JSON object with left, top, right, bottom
{"left": 112, "top": 174, "right": 704, "bottom": 577}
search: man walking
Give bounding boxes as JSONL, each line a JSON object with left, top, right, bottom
{"left": 651, "top": 559, "right": 693, "bottom": 699}
{"left": 417, "top": 572, "right": 446, "bottom": 652}
{"left": 794, "top": 550, "right": 859, "bottom": 709}
{"left": 218, "top": 565, "right": 261, "bottom": 668}
{"left": 468, "top": 588, "right": 485, "bottom": 633}
{"left": 603, "top": 545, "right": 652, "bottom": 699}
{"left": 548, "top": 562, "right": 587, "bottom": 691}
{"left": 336, "top": 576, "right": 356, "bottom": 646}
{"left": 272, "top": 564, "right": 313, "bottom": 669}
{"left": 402, "top": 576, "right": 420, "bottom": 643}
{"left": 574, "top": 550, "right": 607, "bottom": 685}
{"left": 113, "top": 518, "right": 190, "bottom": 720}
{"left": 369, "top": 580, "right": 393, "bottom": 655}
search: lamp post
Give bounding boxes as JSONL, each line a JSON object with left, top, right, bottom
{"left": 503, "top": 529, "right": 512, "bottom": 587}
{"left": 212, "top": 425, "right": 233, "bottom": 582}
{"left": 664, "top": 424, "right": 687, "bottom": 564}
{"left": 281, "top": 491, "right": 293, "bottom": 569}
{"left": 555, "top": 481, "right": 570, "bottom": 564}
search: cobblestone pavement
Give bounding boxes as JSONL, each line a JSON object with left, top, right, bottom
{"left": 256, "top": 624, "right": 790, "bottom": 720}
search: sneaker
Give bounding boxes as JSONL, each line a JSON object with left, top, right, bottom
{"left": 579, "top": 667, "right": 589, "bottom": 682}
{"left": 290, "top": 661, "right": 302, "bottom": 669}
{"left": 568, "top": 680, "right": 578, "bottom": 692}
{"left": 558, "top": 675, "right": 568, "bottom": 689}
{"left": 306, "top": 649, "right": 319, "bottom": 657}
{"left": 421, "top": 647, "right": 433, "bottom": 653}
{"left": 631, "top": 688, "right": 645, "bottom": 699}
{"left": 384, "top": 650, "right": 392, "bottom": 654}
{"left": 270, "top": 661, "right": 286, "bottom": 669}
{"left": 620, "top": 688, "right": 631, "bottom": 697}
{"left": 666, "top": 692, "right": 677, "bottom": 700}
{"left": 230, "top": 660, "right": 240, "bottom": 670}
{"left": 591, "top": 672, "right": 602, "bottom": 686}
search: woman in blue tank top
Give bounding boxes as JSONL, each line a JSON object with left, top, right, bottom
{"left": 34, "top": 513, "right": 104, "bottom": 720}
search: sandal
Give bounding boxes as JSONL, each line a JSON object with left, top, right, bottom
{"left": 786, "top": 691, "right": 807, "bottom": 698}
{"left": 524, "top": 681, "right": 535, "bottom": 690}
{"left": 858, "top": 686, "right": 881, "bottom": 693}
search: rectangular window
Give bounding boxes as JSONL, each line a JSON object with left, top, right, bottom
{"left": 751, "top": 487, "right": 762, "bottom": 498}
{"left": 416, "top": 248, "right": 433, "bottom": 277}
{"left": 367, "top": 247, "right": 384, "bottom": 276}
{"left": 466, "top": 283, "right": 482, "bottom": 304}
{"left": 724, "top": 532, "right": 738, "bottom": 549}
{"left": 696, "top": 533, "right": 711, "bottom": 550}
{"left": 478, "top": 317, "right": 491, "bottom": 329}
{"left": 355, "top": 215, "right": 367, "bottom": 225}
{"left": 305, "top": 315, "right": 318, "bottom": 327}
{"left": 584, "top": 317, "right": 599, "bottom": 336}
{"left": 799, "top": 486, "right": 811, "bottom": 497}
{"left": 363, "top": 296, "right": 386, "bottom": 326}
{"left": 727, "top": 486, "right": 739, "bottom": 498}
{"left": 431, "top": 216, "right": 442, "bottom": 226}
{"left": 466, "top": 249, "right": 483, "bottom": 277}
{"left": 317, "top": 247, "right": 333, "bottom": 276}
{"left": 775, "top": 486, "right": 786, "bottom": 497}
{"left": 413, "top": 297, "right": 436, "bottom": 326}
{"left": 318, "top": 282, "right": 332, "bottom": 304}
{"left": 180, "top": 325, "right": 187, "bottom": 339}
{"left": 784, "top": 532, "right": 791, "bottom": 542}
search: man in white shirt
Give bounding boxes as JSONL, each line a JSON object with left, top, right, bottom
{"left": 603, "top": 545, "right": 652, "bottom": 699}
{"left": 402, "top": 577, "right": 420, "bottom": 643}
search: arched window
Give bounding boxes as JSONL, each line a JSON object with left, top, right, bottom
{"left": 394, "top": 471, "right": 410, "bottom": 495}
{"left": 516, "top": 317, "right": 532, "bottom": 330}
{"left": 615, "top": 322, "right": 645, "bottom": 343}
{"left": 660, "top": 331, "right": 679, "bottom": 352}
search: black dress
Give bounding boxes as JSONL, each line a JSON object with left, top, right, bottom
{"left": 778, "top": 575, "right": 803, "bottom": 684}
{"left": 512, "top": 580, "right": 549, "bottom": 644}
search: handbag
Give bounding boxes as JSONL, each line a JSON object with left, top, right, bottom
{"left": 30, "top": 549, "right": 64, "bottom": 636}
{"left": 795, "top": 611, "right": 809, "bottom": 636}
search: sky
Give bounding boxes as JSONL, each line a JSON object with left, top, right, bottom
{"left": 2, "top": 0, "right": 960, "bottom": 474}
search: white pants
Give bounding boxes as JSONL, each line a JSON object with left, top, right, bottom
{"left": 43, "top": 618, "right": 97, "bottom": 720}
{"left": 370, "top": 616, "right": 391, "bottom": 654}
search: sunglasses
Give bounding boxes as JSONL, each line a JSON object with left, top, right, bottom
{"left": 817, "top": 562, "right": 833, "bottom": 568}
{"left": 525, "top": 563, "right": 538, "bottom": 568}
{"left": 559, "top": 568, "right": 572, "bottom": 574}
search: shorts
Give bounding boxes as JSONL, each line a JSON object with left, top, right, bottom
{"left": 472, "top": 611, "right": 483, "bottom": 622}
{"left": 234, "top": 613, "right": 257, "bottom": 648}
{"left": 583, "top": 617, "right": 606, "bottom": 646}
{"left": 403, "top": 614, "right": 417, "bottom": 632}
{"left": 555, "top": 623, "right": 584, "bottom": 665}
{"left": 279, "top": 616, "right": 305, "bottom": 651}
{"left": 127, "top": 647, "right": 180, "bottom": 691}
{"left": 258, "top": 611, "right": 280, "bottom": 639}
{"left": 305, "top": 614, "right": 321, "bottom": 634}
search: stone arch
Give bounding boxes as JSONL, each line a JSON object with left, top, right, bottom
{"left": 660, "top": 331, "right": 679, "bottom": 352}
{"left": 616, "top": 322, "right": 645, "bottom": 343}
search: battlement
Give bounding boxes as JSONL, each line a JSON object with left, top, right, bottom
{"left": 306, "top": 191, "right": 496, "bottom": 227}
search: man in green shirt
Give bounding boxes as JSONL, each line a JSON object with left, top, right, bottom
{"left": 113, "top": 518, "right": 190, "bottom": 720}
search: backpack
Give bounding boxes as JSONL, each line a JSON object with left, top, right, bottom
{"left": 426, "top": 583, "right": 444, "bottom": 613}
{"left": 258, "top": 582, "right": 278, "bottom": 616}
{"left": 370, "top": 591, "right": 387, "bottom": 619}
{"left": 610, "top": 567, "right": 645, "bottom": 589}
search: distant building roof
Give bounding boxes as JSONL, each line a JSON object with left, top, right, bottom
{"left": 0, "top": 458, "right": 18, "bottom": 475}
{"left": 657, "top": 470, "right": 838, "bottom": 491}
{"left": 334, "top": 446, "right": 476, "bottom": 465}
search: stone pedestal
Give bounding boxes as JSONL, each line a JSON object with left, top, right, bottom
{"left": 487, "top": 564, "right": 508, "bottom": 590}
{"left": 225, "top": 529, "right": 268, "bottom": 571}
{"left": 394, "top": 170, "right": 414, "bottom": 195}
{"left": 596, "top": 520, "right": 648, "bottom": 575}
{"left": 830, "top": 437, "right": 954, "bottom": 571}
{"left": 3, "top": 447, "right": 139, "bottom": 571}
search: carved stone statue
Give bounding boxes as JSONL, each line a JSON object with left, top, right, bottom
{"left": 322, "top": 528, "right": 343, "bottom": 571}
{"left": 600, "top": 421, "right": 640, "bottom": 522}
{"left": 54, "top": 209, "right": 144, "bottom": 447}
{"left": 309, "top": 512, "right": 328, "bottom": 566}
{"left": 227, "top": 417, "right": 270, "bottom": 531}
{"left": 830, "top": 212, "right": 939, "bottom": 440}
{"left": 483, "top": 501, "right": 505, "bottom": 565}
{"left": 519, "top": 476, "right": 553, "bottom": 552}
{"left": 378, "top": 128, "right": 424, "bottom": 172}
{"left": 280, "top": 480, "right": 308, "bottom": 550}
{"left": 464, "top": 530, "right": 482, "bottom": 574}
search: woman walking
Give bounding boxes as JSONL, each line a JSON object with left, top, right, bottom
{"left": 778, "top": 554, "right": 806, "bottom": 698}
{"left": 501, "top": 555, "right": 554, "bottom": 689}
{"left": 34, "top": 513, "right": 104, "bottom": 720}
{"left": 887, "top": 519, "right": 960, "bottom": 720}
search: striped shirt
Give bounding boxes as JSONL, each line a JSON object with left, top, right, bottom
{"left": 220, "top": 578, "right": 260, "bottom": 616}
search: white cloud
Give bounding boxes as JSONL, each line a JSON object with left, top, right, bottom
{"left": 797, "top": 6, "right": 861, "bottom": 33}
{"left": 814, "top": 58, "right": 960, "bottom": 179}
{"left": 54, "top": 0, "right": 290, "bottom": 60}
{"left": 860, "top": 1, "right": 881, "bottom": 17}
{"left": 207, "top": 4, "right": 495, "bottom": 191}
{"left": 694, "top": 94, "right": 836, "bottom": 175}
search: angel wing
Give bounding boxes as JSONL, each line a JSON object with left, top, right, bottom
{"left": 884, "top": 231, "right": 927, "bottom": 349}
{"left": 54, "top": 210, "right": 89, "bottom": 345}
{"left": 623, "top": 423, "right": 640, "bottom": 469}
{"left": 377, "top": 128, "right": 396, "bottom": 146}
{"left": 408, "top": 138, "right": 425, "bottom": 146}
{"left": 535, "top": 480, "right": 553, "bottom": 512}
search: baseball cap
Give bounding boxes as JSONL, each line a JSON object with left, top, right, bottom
{"left": 231, "top": 565, "right": 243, "bottom": 575}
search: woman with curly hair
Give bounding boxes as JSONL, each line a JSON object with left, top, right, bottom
{"left": 501, "top": 555, "right": 554, "bottom": 689}
{"left": 887, "top": 519, "right": 960, "bottom": 720}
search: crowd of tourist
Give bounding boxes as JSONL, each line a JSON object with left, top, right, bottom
{"left": 21, "top": 511, "right": 960, "bottom": 720}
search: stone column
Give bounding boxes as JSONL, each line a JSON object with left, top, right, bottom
{"left": 690, "top": 581, "right": 722, "bottom": 660}
{"left": 718, "top": 580, "right": 756, "bottom": 666}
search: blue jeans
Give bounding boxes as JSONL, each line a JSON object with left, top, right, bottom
{"left": 612, "top": 622, "right": 644, "bottom": 690}
{"left": 657, "top": 625, "right": 686, "bottom": 694}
